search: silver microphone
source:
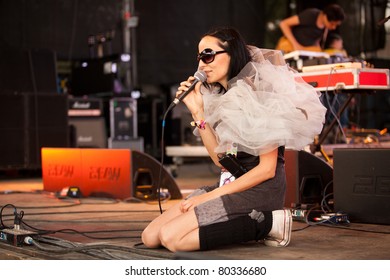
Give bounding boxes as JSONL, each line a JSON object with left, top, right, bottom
{"left": 171, "top": 70, "right": 207, "bottom": 106}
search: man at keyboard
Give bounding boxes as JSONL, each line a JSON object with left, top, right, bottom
{"left": 276, "top": 4, "right": 345, "bottom": 54}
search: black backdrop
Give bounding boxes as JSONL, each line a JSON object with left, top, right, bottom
{"left": 0, "top": 0, "right": 387, "bottom": 87}
{"left": 0, "top": 0, "right": 269, "bottom": 87}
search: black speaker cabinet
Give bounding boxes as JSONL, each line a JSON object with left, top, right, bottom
{"left": 69, "top": 117, "right": 107, "bottom": 148}
{"left": 334, "top": 148, "right": 390, "bottom": 225}
{"left": 0, "top": 48, "right": 58, "bottom": 94}
{"left": 0, "top": 92, "right": 69, "bottom": 169}
{"left": 285, "top": 150, "right": 333, "bottom": 208}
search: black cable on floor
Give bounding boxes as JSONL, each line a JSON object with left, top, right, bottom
{"left": 30, "top": 236, "right": 172, "bottom": 260}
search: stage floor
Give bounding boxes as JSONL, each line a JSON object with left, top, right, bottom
{"left": 1, "top": 161, "right": 389, "bottom": 260}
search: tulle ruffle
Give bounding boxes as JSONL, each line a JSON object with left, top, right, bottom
{"left": 201, "top": 48, "right": 327, "bottom": 156}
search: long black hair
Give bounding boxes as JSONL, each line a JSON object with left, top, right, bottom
{"left": 202, "top": 27, "right": 252, "bottom": 80}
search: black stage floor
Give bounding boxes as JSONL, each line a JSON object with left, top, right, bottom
{"left": 1, "top": 162, "right": 390, "bottom": 261}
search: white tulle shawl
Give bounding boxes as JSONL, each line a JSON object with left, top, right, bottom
{"left": 199, "top": 47, "right": 327, "bottom": 156}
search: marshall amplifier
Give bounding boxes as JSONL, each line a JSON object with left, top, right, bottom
{"left": 68, "top": 97, "right": 107, "bottom": 148}
{"left": 69, "top": 117, "right": 107, "bottom": 148}
{"left": 68, "top": 97, "right": 103, "bottom": 117}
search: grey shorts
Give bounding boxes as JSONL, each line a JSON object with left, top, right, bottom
{"left": 187, "top": 187, "right": 228, "bottom": 227}
{"left": 187, "top": 161, "right": 286, "bottom": 227}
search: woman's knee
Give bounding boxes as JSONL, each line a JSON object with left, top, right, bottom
{"left": 159, "top": 224, "right": 178, "bottom": 252}
{"left": 141, "top": 226, "right": 161, "bottom": 248}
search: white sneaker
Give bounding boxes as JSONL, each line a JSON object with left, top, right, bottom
{"left": 264, "top": 209, "right": 292, "bottom": 247}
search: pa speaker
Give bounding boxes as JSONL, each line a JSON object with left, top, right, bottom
{"left": 0, "top": 93, "right": 68, "bottom": 169}
{"left": 284, "top": 150, "right": 333, "bottom": 208}
{"left": 0, "top": 48, "right": 57, "bottom": 94}
{"left": 334, "top": 148, "right": 390, "bottom": 224}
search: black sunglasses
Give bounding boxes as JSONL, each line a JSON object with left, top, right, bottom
{"left": 197, "top": 48, "right": 227, "bottom": 64}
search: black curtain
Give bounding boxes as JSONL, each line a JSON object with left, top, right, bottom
{"left": 0, "top": 0, "right": 266, "bottom": 87}
{"left": 338, "top": 0, "right": 387, "bottom": 56}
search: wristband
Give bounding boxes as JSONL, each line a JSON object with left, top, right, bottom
{"left": 190, "top": 119, "right": 206, "bottom": 130}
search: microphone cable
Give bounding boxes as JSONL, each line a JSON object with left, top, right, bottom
{"left": 155, "top": 70, "right": 206, "bottom": 214}
{"left": 155, "top": 107, "right": 171, "bottom": 214}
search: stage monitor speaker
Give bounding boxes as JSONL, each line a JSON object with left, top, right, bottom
{"left": 284, "top": 150, "right": 333, "bottom": 208}
{"left": 69, "top": 117, "right": 107, "bottom": 148}
{"left": 131, "top": 150, "right": 182, "bottom": 200}
{"left": 333, "top": 148, "right": 390, "bottom": 225}
{"left": 41, "top": 148, "right": 182, "bottom": 200}
{"left": 0, "top": 93, "right": 68, "bottom": 169}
